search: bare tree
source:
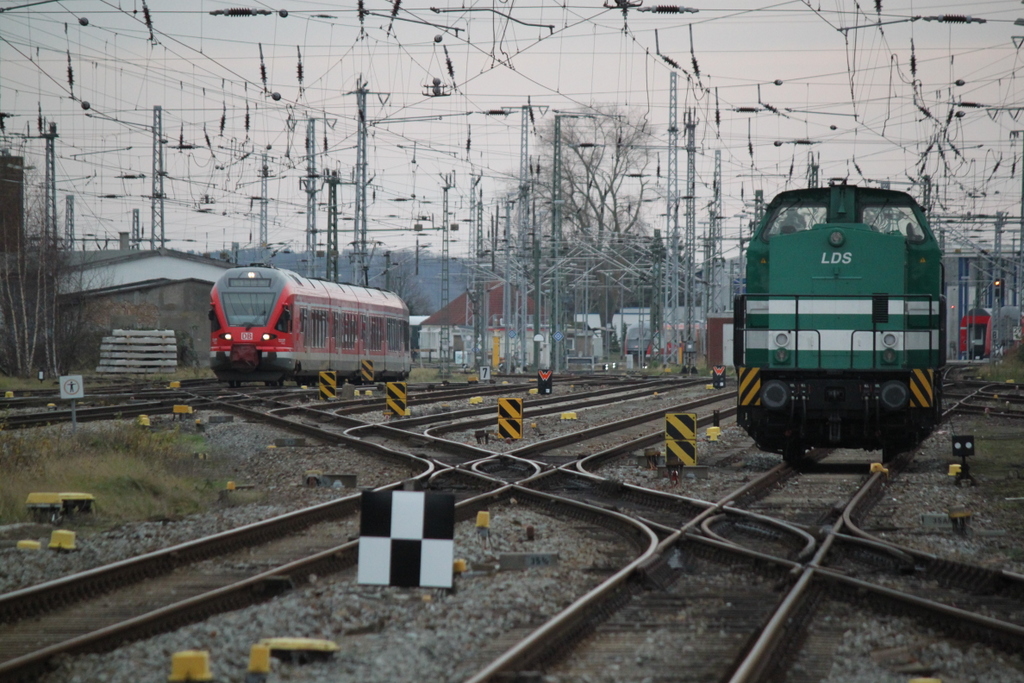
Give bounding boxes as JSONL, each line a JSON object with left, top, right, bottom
{"left": 532, "top": 107, "right": 660, "bottom": 343}
{"left": 0, "top": 166, "right": 88, "bottom": 377}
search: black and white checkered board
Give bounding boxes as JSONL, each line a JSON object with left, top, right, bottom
{"left": 357, "top": 491, "right": 456, "bottom": 588}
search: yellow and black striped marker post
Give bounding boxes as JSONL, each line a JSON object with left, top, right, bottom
{"left": 738, "top": 367, "right": 761, "bottom": 406}
{"left": 909, "top": 369, "right": 934, "bottom": 408}
{"left": 497, "top": 398, "right": 523, "bottom": 440}
{"left": 319, "top": 371, "right": 337, "bottom": 400}
{"left": 361, "top": 360, "right": 374, "bottom": 383}
{"left": 665, "top": 412, "right": 697, "bottom": 466}
{"left": 386, "top": 381, "right": 408, "bottom": 416}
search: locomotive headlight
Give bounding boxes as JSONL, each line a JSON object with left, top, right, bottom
{"left": 882, "top": 348, "right": 897, "bottom": 364}
{"left": 828, "top": 230, "right": 845, "bottom": 247}
{"left": 222, "top": 333, "right": 233, "bottom": 341}
{"left": 262, "top": 333, "right": 275, "bottom": 341}
{"left": 774, "top": 348, "right": 790, "bottom": 363}
{"left": 246, "top": 271, "right": 257, "bottom": 278}
{"left": 774, "top": 332, "right": 790, "bottom": 347}
{"left": 881, "top": 332, "right": 898, "bottom": 348}
{"left": 761, "top": 380, "right": 790, "bottom": 410}
{"left": 879, "top": 381, "right": 909, "bottom": 411}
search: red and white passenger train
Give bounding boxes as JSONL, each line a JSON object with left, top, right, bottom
{"left": 210, "top": 266, "right": 410, "bottom": 386}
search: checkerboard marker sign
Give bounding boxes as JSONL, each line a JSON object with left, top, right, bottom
{"left": 357, "top": 491, "right": 456, "bottom": 588}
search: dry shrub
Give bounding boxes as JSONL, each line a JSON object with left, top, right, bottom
{"left": 0, "top": 423, "right": 215, "bottom": 524}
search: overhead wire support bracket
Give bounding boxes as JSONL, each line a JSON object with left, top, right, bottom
{"left": 430, "top": 7, "right": 553, "bottom": 34}
{"left": 837, "top": 16, "right": 919, "bottom": 33}
{"left": 369, "top": 11, "right": 462, "bottom": 35}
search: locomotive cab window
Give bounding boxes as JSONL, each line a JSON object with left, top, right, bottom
{"left": 221, "top": 292, "right": 276, "bottom": 327}
{"left": 274, "top": 307, "right": 291, "bottom": 333}
{"left": 762, "top": 201, "right": 827, "bottom": 240}
{"left": 860, "top": 203, "right": 926, "bottom": 243}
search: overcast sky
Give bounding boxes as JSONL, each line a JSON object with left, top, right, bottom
{"left": 2, "top": 0, "right": 1022, "bottom": 269}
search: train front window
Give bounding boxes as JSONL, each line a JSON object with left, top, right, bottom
{"left": 221, "top": 293, "right": 277, "bottom": 327}
{"left": 860, "top": 203, "right": 926, "bottom": 243}
{"left": 763, "top": 201, "right": 827, "bottom": 240}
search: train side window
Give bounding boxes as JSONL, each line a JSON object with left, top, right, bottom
{"left": 300, "top": 308, "right": 308, "bottom": 335}
{"left": 275, "top": 307, "right": 292, "bottom": 333}
{"left": 209, "top": 307, "right": 221, "bottom": 333}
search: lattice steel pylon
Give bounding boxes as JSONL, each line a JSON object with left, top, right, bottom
{"left": 151, "top": 106, "right": 164, "bottom": 250}
{"left": 64, "top": 194, "right": 74, "bottom": 248}
{"left": 706, "top": 149, "right": 723, "bottom": 315}
{"left": 665, "top": 72, "right": 680, "bottom": 365}
{"left": 353, "top": 79, "right": 370, "bottom": 285}
{"left": 440, "top": 172, "right": 455, "bottom": 380}
{"left": 683, "top": 110, "right": 698, "bottom": 370}
{"left": 518, "top": 105, "right": 531, "bottom": 372}
{"left": 131, "top": 208, "right": 141, "bottom": 249}
{"left": 260, "top": 152, "right": 269, "bottom": 262}
{"left": 302, "top": 118, "right": 318, "bottom": 277}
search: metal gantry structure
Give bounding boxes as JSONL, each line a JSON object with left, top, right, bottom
{"left": 683, "top": 109, "right": 697, "bottom": 369}
{"left": 151, "top": 105, "right": 164, "bottom": 250}
{"left": 259, "top": 152, "right": 269, "bottom": 263}
{"left": 353, "top": 79, "right": 370, "bottom": 285}
{"left": 665, "top": 72, "right": 680, "bottom": 366}
{"left": 302, "top": 117, "right": 318, "bottom": 277}
{"left": 440, "top": 172, "right": 455, "bottom": 379}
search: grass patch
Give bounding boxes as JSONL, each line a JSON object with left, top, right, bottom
{"left": 958, "top": 423, "right": 1024, "bottom": 530}
{"left": 975, "top": 356, "right": 1024, "bottom": 383}
{"left": 0, "top": 423, "right": 222, "bottom": 525}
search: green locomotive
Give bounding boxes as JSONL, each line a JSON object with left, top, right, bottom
{"left": 734, "top": 182, "right": 945, "bottom": 462}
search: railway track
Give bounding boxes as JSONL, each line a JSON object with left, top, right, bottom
{"left": 4, "top": 375, "right": 1024, "bottom": 682}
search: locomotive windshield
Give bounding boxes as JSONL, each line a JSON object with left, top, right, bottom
{"left": 221, "top": 292, "right": 277, "bottom": 327}
{"left": 859, "top": 202, "right": 926, "bottom": 243}
{"left": 762, "top": 200, "right": 827, "bottom": 239}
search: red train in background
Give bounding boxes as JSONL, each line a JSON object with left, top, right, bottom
{"left": 959, "top": 308, "right": 992, "bottom": 360}
{"left": 210, "top": 266, "right": 410, "bottom": 386}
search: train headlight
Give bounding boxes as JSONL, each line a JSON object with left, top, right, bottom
{"left": 774, "top": 348, "right": 790, "bottom": 363}
{"left": 246, "top": 271, "right": 257, "bottom": 278}
{"left": 222, "top": 333, "right": 233, "bottom": 341}
{"left": 828, "top": 230, "right": 845, "bottom": 247}
{"left": 879, "top": 381, "right": 908, "bottom": 411}
{"left": 761, "top": 380, "right": 790, "bottom": 410}
{"left": 262, "top": 333, "right": 275, "bottom": 341}
{"left": 774, "top": 332, "right": 790, "bottom": 347}
{"left": 881, "top": 332, "right": 898, "bottom": 348}
{"left": 882, "top": 348, "right": 897, "bottom": 364}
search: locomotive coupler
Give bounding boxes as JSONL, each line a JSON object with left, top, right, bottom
{"left": 827, "top": 413, "right": 841, "bottom": 443}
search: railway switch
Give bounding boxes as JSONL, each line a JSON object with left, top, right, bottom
{"left": 168, "top": 650, "right": 214, "bottom": 681}
{"left": 48, "top": 529, "right": 76, "bottom": 551}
